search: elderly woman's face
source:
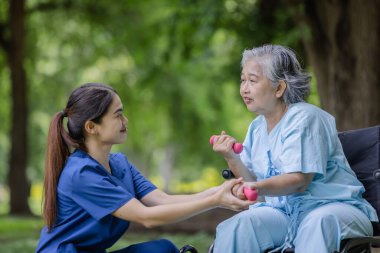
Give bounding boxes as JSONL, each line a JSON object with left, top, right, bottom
{"left": 240, "top": 59, "right": 278, "bottom": 114}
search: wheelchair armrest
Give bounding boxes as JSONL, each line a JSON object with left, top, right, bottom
{"left": 340, "top": 236, "right": 380, "bottom": 253}
{"left": 179, "top": 244, "right": 198, "bottom": 253}
{"left": 222, "top": 169, "right": 235, "bottom": 179}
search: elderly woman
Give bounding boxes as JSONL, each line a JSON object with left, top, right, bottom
{"left": 211, "top": 45, "right": 378, "bottom": 253}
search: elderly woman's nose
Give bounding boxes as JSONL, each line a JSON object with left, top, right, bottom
{"left": 240, "top": 82, "right": 249, "bottom": 93}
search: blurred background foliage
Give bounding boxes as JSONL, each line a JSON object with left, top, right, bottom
{"left": 5, "top": 0, "right": 380, "bottom": 251}
{"left": 1, "top": 0, "right": 318, "bottom": 215}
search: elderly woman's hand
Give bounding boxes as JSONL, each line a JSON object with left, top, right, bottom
{"left": 212, "top": 131, "right": 239, "bottom": 160}
{"left": 214, "top": 178, "right": 254, "bottom": 211}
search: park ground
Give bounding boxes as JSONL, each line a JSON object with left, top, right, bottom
{"left": 0, "top": 216, "right": 214, "bottom": 253}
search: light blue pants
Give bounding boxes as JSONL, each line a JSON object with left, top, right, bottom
{"left": 214, "top": 202, "right": 373, "bottom": 253}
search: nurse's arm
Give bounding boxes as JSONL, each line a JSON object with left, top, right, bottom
{"left": 112, "top": 179, "right": 253, "bottom": 228}
{"left": 112, "top": 198, "right": 214, "bottom": 228}
{"left": 140, "top": 188, "right": 220, "bottom": 206}
{"left": 245, "top": 172, "right": 315, "bottom": 196}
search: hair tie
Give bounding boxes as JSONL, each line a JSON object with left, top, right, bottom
{"left": 61, "top": 109, "right": 68, "bottom": 117}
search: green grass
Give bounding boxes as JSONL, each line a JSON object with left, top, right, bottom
{"left": 0, "top": 216, "right": 214, "bottom": 253}
{"left": 0, "top": 216, "right": 43, "bottom": 253}
{"left": 109, "top": 232, "right": 213, "bottom": 252}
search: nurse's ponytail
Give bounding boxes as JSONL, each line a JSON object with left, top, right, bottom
{"left": 43, "top": 111, "right": 71, "bottom": 231}
{"left": 43, "top": 83, "right": 116, "bottom": 231}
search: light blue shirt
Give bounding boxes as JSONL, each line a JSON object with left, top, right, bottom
{"left": 240, "top": 102, "right": 378, "bottom": 221}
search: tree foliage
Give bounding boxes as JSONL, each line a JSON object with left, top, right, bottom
{"left": 5, "top": 0, "right": 378, "bottom": 214}
{"left": 1, "top": 0, "right": 263, "bottom": 197}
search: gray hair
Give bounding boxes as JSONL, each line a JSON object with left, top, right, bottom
{"left": 241, "top": 44, "right": 311, "bottom": 104}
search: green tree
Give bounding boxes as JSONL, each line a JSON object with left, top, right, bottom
{"left": 299, "top": 0, "right": 380, "bottom": 130}
{"left": 1, "top": 0, "right": 379, "bottom": 216}
{"left": 0, "top": 0, "right": 30, "bottom": 215}
{"left": 245, "top": 0, "right": 380, "bottom": 130}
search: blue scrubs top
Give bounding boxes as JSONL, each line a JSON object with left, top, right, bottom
{"left": 36, "top": 149, "right": 157, "bottom": 253}
{"left": 240, "top": 102, "right": 378, "bottom": 244}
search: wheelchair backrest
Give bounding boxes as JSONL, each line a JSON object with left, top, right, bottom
{"left": 338, "top": 125, "right": 380, "bottom": 236}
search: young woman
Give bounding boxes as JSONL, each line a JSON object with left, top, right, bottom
{"left": 36, "top": 83, "right": 253, "bottom": 253}
{"left": 211, "top": 45, "right": 378, "bottom": 253}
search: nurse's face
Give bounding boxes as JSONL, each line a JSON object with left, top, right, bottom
{"left": 240, "top": 59, "right": 278, "bottom": 115}
{"left": 95, "top": 94, "right": 128, "bottom": 145}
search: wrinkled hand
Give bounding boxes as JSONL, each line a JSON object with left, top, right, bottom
{"left": 215, "top": 178, "right": 255, "bottom": 211}
{"left": 212, "top": 131, "right": 238, "bottom": 159}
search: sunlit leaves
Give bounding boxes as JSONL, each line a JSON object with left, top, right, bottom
{"left": 0, "top": 0, "right": 320, "bottom": 190}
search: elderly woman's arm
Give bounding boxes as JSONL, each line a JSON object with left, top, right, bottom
{"left": 245, "top": 172, "right": 315, "bottom": 196}
{"left": 212, "top": 132, "right": 256, "bottom": 182}
{"left": 225, "top": 156, "right": 256, "bottom": 182}
{"left": 211, "top": 132, "right": 315, "bottom": 196}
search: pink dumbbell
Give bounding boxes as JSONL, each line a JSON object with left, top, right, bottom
{"left": 209, "top": 135, "right": 243, "bottom": 154}
{"left": 243, "top": 187, "right": 258, "bottom": 201}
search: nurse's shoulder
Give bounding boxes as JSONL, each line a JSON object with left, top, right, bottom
{"left": 58, "top": 149, "right": 105, "bottom": 189}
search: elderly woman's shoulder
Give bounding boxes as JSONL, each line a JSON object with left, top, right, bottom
{"left": 286, "top": 102, "right": 334, "bottom": 124}
{"left": 289, "top": 102, "right": 330, "bottom": 115}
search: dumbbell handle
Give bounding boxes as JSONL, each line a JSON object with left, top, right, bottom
{"left": 209, "top": 135, "right": 243, "bottom": 154}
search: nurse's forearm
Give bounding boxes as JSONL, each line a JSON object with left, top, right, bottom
{"left": 225, "top": 157, "right": 256, "bottom": 182}
{"left": 141, "top": 188, "right": 219, "bottom": 206}
{"left": 114, "top": 196, "right": 227, "bottom": 228}
{"left": 114, "top": 179, "right": 252, "bottom": 228}
{"left": 139, "top": 197, "right": 217, "bottom": 227}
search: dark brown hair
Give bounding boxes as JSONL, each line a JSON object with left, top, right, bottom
{"left": 43, "top": 83, "right": 117, "bottom": 231}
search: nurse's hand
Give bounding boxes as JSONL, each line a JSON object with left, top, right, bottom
{"left": 231, "top": 182, "right": 246, "bottom": 200}
{"left": 214, "top": 178, "right": 254, "bottom": 211}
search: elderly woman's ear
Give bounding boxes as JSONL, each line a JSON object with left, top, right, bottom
{"left": 275, "top": 80, "right": 287, "bottom": 99}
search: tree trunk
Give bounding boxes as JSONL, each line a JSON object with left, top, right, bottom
{"left": 297, "top": 0, "right": 380, "bottom": 131}
{"left": 6, "top": 0, "right": 31, "bottom": 215}
{"left": 158, "top": 147, "right": 175, "bottom": 193}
